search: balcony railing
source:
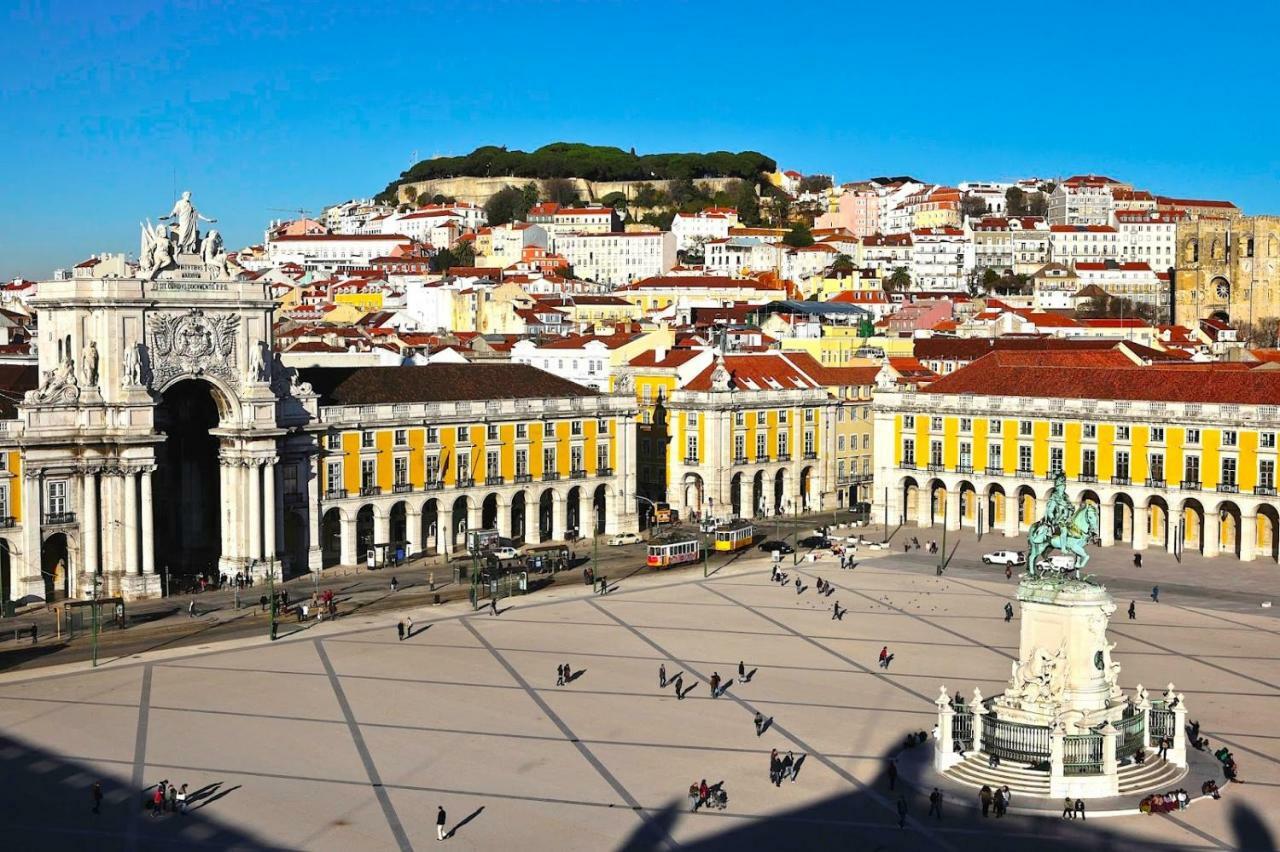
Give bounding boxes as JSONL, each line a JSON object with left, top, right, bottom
{"left": 902, "top": 461, "right": 918, "bottom": 470}
{"left": 324, "top": 488, "right": 348, "bottom": 500}
{"left": 1255, "top": 485, "right": 1278, "bottom": 497}
{"left": 0, "top": 516, "right": 16, "bottom": 528}
{"left": 957, "top": 464, "right": 973, "bottom": 474}
{"left": 684, "top": 456, "right": 699, "bottom": 465}
{"left": 1111, "top": 476, "right": 1131, "bottom": 486}
{"left": 1145, "top": 477, "right": 1164, "bottom": 488}
{"left": 456, "top": 477, "right": 475, "bottom": 488}
{"left": 985, "top": 465, "right": 1003, "bottom": 476}
{"left": 1016, "top": 469, "right": 1034, "bottom": 479}
{"left": 755, "top": 454, "right": 770, "bottom": 463}
{"left": 733, "top": 456, "right": 749, "bottom": 465}
{"left": 485, "top": 476, "right": 505, "bottom": 486}
{"left": 1078, "top": 474, "right": 1098, "bottom": 483}
{"left": 543, "top": 472, "right": 561, "bottom": 481}
{"left": 804, "top": 451, "right": 818, "bottom": 460}
{"left": 359, "top": 485, "right": 381, "bottom": 497}
{"left": 1180, "top": 479, "right": 1200, "bottom": 490}
{"left": 776, "top": 453, "right": 791, "bottom": 462}
{"left": 514, "top": 473, "right": 533, "bottom": 484}
{"left": 393, "top": 483, "right": 414, "bottom": 493}
{"left": 927, "top": 463, "right": 945, "bottom": 472}
{"left": 569, "top": 469, "right": 587, "bottom": 480}
{"left": 44, "top": 512, "right": 76, "bottom": 526}
{"left": 597, "top": 466, "right": 613, "bottom": 477}
{"left": 423, "top": 480, "right": 443, "bottom": 491}
{"left": 1217, "top": 482, "right": 1239, "bottom": 493}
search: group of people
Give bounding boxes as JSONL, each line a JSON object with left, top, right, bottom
{"left": 979, "top": 784, "right": 1013, "bottom": 818}
{"left": 768, "top": 749, "right": 804, "bottom": 786}
{"left": 148, "top": 780, "right": 189, "bottom": 816}
{"left": 1140, "top": 789, "right": 1191, "bottom": 814}
{"left": 1060, "top": 796, "right": 1087, "bottom": 819}
{"left": 687, "top": 779, "right": 727, "bottom": 812}
{"left": 555, "top": 662, "right": 575, "bottom": 686}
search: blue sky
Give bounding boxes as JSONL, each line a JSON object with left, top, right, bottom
{"left": 3, "top": 0, "right": 1279, "bottom": 278}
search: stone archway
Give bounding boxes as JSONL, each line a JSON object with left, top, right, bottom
{"left": 510, "top": 492, "right": 527, "bottom": 543}
{"left": 593, "top": 485, "right": 607, "bottom": 535}
{"left": 389, "top": 502, "right": 408, "bottom": 555}
{"left": 958, "top": 481, "right": 977, "bottom": 527}
{"left": 1257, "top": 504, "right": 1280, "bottom": 562}
{"left": 986, "top": 483, "right": 1006, "bottom": 530}
{"left": 752, "top": 471, "right": 765, "bottom": 517}
{"left": 284, "top": 511, "right": 308, "bottom": 572}
{"left": 682, "top": 474, "right": 703, "bottom": 517}
{"left": 774, "top": 469, "right": 788, "bottom": 515}
{"left": 451, "top": 496, "right": 470, "bottom": 547}
{"left": 1114, "top": 493, "right": 1135, "bottom": 545}
{"left": 566, "top": 486, "right": 582, "bottom": 535}
{"left": 1216, "top": 501, "right": 1242, "bottom": 558}
{"left": 730, "top": 473, "right": 743, "bottom": 519}
{"left": 482, "top": 493, "right": 500, "bottom": 532}
{"left": 153, "top": 379, "right": 224, "bottom": 578}
{"left": 538, "top": 490, "right": 554, "bottom": 542}
{"left": 321, "top": 508, "right": 342, "bottom": 567}
{"left": 1180, "top": 499, "right": 1205, "bottom": 555}
{"left": 800, "top": 466, "right": 814, "bottom": 512}
{"left": 40, "top": 533, "right": 70, "bottom": 601}
{"left": 420, "top": 498, "right": 440, "bottom": 553}
{"left": 1146, "top": 496, "right": 1169, "bottom": 550}
{"left": 928, "top": 479, "right": 947, "bottom": 526}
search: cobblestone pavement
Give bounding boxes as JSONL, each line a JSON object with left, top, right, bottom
{"left": 0, "top": 540, "right": 1274, "bottom": 851}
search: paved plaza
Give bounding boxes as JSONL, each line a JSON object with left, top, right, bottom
{"left": 0, "top": 546, "right": 1275, "bottom": 851}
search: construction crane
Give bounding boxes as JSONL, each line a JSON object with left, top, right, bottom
{"left": 267, "top": 207, "right": 314, "bottom": 221}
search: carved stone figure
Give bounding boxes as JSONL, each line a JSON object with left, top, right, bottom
{"left": 200, "top": 229, "right": 229, "bottom": 278}
{"left": 80, "top": 341, "right": 99, "bottom": 386}
{"left": 613, "top": 373, "right": 633, "bottom": 394}
{"left": 1010, "top": 644, "right": 1069, "bottom": 705}
{"left": 160, "top": 191, "right": 216, "bottom": 253}
{"left": 139, "top": 219, "right": 176, "bottom": 280}
{"left": 250, "top": 340, "right": 270, "bottom": 382}
{"left": 149, "top": 309, "right": 240, "bottom": 389}
{"left": 27, "top": 352, "right": 79, "bottom": 403}
{"left": 123, "top": 341, "right": 144, "bottom": 386}
{"left": 709, "top": 357, "right": 732, "bottom": 392}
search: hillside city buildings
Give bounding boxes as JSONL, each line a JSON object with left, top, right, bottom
{"left": 4, "top": 164, "right": 1279, "bottom": 609}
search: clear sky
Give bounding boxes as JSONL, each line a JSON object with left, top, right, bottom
{"left": 3, "top": 0, "right": 1279, "bottom": 278}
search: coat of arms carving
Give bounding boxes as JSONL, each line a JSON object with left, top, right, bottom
{"left": 148, "top": 309, "right": 240, "bottom": 389}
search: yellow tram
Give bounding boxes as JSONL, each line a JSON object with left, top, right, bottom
{"left": 713, "top": 519, "right": 755, "bottom": 553}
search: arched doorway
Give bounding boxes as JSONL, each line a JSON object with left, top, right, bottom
{"left": 1257, "top": 505, "right": 1280, "bottom": 562}
{"left": 593, "top": 485, "right": 607, "bottom": 534}
{"left": 1114, "top": 493, "right": 1135, "bottom": 545}
{"left": 321, "top": 508, "right": 342, "bottom": 567}
{"left": 986, "top": 484, "right": 1006, "bottom": 531}
{"left": 682, "top": 474, "right": 703, "bottom": 517}
{"left": 40, "top": 533, "right": 69, "bottom": 601}
{"left": 1146, "top": 496, "right": 1169, "bottom": 550}
{"left": 356, "top": 506, "right": 375, "bottom": 558}
{"left": 752, "top": 471, "right": 765, "bottom": 517}
{"left": 153, "top": 380, "right": 223, "bottom": 578}
{"left": 565, "top": 487, "right": 581, "bottom": 534}
{"left": 538, "top": 491, "right": 554, "bottom": 541}
{"left": 800, "top": 467, "right": 813, "bottom": 512}
{"left": 903, "top": 477, "right": 920, "bottom": 524}
{"left": 482, "top": 494, "right": 499, "bottom": 531}
{"left": 1217, "top": 501, "right": 1241, "bottom": 557}
{"left": 730, "top": 473, "right": 743, "bottom": 518}
{"left": 510, "top": 493, "right": 527, "bottom": 543}
{"left": 389, "top": 502, "right": 408, "bottom": 553}
{"left": 958, "top": 481, "right": 976, "bottom": 527}
{"left": 421, "top": 499, "right": 439, "bottom": 553}
{"left": 773, "top": 469, "right": 787, "bottom": 515}
{"left": 1016, "top": 486, "right": 1037, "bottom": 530}
{"left": 452, "top": 497, "right": 470, "bottom": 547}
{"left": 929, "top": 479, "right": 947, "bottom": 526}
{"left": 1180, "top": 499, "right": 1204, "bottom": 554}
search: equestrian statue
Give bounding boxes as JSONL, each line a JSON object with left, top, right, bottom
{"left": 1025, "top": 472, "right": 1099, "bottom": 578}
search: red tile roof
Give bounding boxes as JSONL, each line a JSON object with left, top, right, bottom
{"left": 684, "top": 353, "right": 823, "bottom": 392}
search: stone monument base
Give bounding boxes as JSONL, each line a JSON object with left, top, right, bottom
{"left": 119, "top": 573, "right": 163, "bottom": 600}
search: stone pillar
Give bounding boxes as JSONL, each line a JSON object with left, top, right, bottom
{"left": 1100, "top": 720, "right": 1119, "bottom": 778}
{"left": 496, "top": 499, "right": 511, "bottom": 539}
{"left": 248, "top": 461, "right": 263, "bottom": 561}
{"left": 1136, "top": 686, "right": 1153, "bottom": 749}
{"left": 438, "top": 507, "right": 453, "bottom": 557}
{"left": 579, "top": 490, "right": 593, "bottom": 538}
{"left": 140, "top": 467, "right": 155, "bottom": 575}
{"left": 123, "top": 469, "right": 139, "bottom": 575}
{"left": 82, "top": 470, "right": 99, "bottom": 578}
{"left": 1166, "top": 508, "right": 1180, "bottom": 554}
{"left": 944, "top": 489, "right": 961, "bottom": 531}
{"left": 262, "top": 458, "right": 277, "bottom": 562}
{"left": 339, "top": 512, "right": 358, "bottom": 566}
{"left": 1170, "top": 692, "right": 1189, "bottom": 768}
{"left": 1002, "top": 495, "right": 1019, "bottom": 538}
{"left": 1048, "top": 725, "right": 1067, "bottom": 798}
{"left": 1132, "top": 503, "right": 1148, "bottom": 552}
{"left": 306, "top": 452, "right": 322, "bottom": 572}
{"left": 1240, "top": 512, "right": 1257, "bottom": 562}
{"left": 374, "top": 508, "right": 390, "bottom": 551}
{"left": 916, "top": 486, "right": 931, "bottom": 529}
{"left": 933, "top": 686, "right": 960, "bottom": 772}
{"left": 218, "top": 458, "right": 232, "bottom": 559}
{"left": 1203, "top": 510, "right": 1220, "bottom": 558}
{"left": 552, "top": 493, "right": 567, "bottom": 541}
{"left": 970, "top": 687, "right": 985, "bottom": 754}
{"left": 405, "top": 506, "right": 420, "bottom": 558}
{"left": 18, "top": 470, "right": 43, "bottom": 600}
{"left": 1099, "top": 501, "right": 1115, "bottom": 547}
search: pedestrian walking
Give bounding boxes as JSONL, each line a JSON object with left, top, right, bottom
{"left": 928, "top": 788, "right": 943, "bottom": 820}
{"left": 1062, "top": 796, "right": 1074, "bottom": 819}
{"left": 1158, "top": 736, "right": 1170, "bottom": 760}
{"left": 896, "top": 795, "right": 908, "bottom": 829}
{"left": 151, "top": 784, "right": 164, "bottom": 817}
{"left": 709, "top": 671, "right": 721, "bottom": 698}
{"left": 769, "top": 749, "right": 780, "bottom": 785}
{"left": 659, "top": 663, "right": 667, "bottom": 688}
{"left": 1128, "top": 600, "right": 1136, "bottom": 620}
{"left": 699, "top": 779, "right": 709, "bottom": 808}
{"left": 556, "top": 664, "right": 565, "bottom": 687}
{"left": 188, "top": 598, "right": 196, "bottom": 618}
{"left": 1074, "top": 798, "right": 1086, "bottom": 820}
{"left": 738, "top": 660, "right": 746, "bottom": 680}
{"left": 998, "top": 785, "right": 1010, "bottom": 817}
{"left": 879, "top": 646, "right": 888, "bottom": 668}
{"left": 1151, "top": 585, "right": 1160, "bottom": 603}
{"left": 167, "top": 782, "right": 177, "bottom": 813}
{"left": 1004, "top": 602, "right": 1014, "bottom": 622}
{"left": 980, "top": 784, "right": 992, "bottom": 817}
{"left": 1005, "top": 564, "right": 1013, "bottom": 580}
{"left": 673, "top": 673, "right": 684, "bottom": 698}
{"left": 688, "top": 782, "right": 701, "bottom": 812}
{"left": 887, "top": 759, "right": 898, "bottom": 791}
{"left": 397, "top": 620, "right": 406, "bottom": 641}
{"left": 1134, "top": 553, "right": 1143, "bottom": 568}
{"left": 390, "top": 576, "right": 398, "bottom": 593}
{"left": 92, "top": 781, "right": 103, "bottom": 814}
{"left": 754, "top": 711, "right": 765, "bottom": 736}
{"left": 780, "top": 752, "right": 794, "bottom": 785}
{"left": 489, "top": 595, "right": 498, "bottom": 616}
{"left": 795, "top": 576, "right": 802, "bottom": 595}
{"left": 177, "top": 784, "right": 188, "bottom": 814}
{"left": 436, "top": 805, "right": 447, "bottom": 841}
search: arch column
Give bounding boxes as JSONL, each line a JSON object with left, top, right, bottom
{"left": 1002, "top": 492, "right": 1018, "bottom": 537}
{"left": 248, "top": 461, "right": 262, "bottom": 562}
{"left": 124, "top": 469, "right": 139, "bottom": 574}
{"left": 579, "top": 490, "right": 593, "bottom": 537}
{"left": 262, "top": 457, "right": 277, "bottom": 563}
{"left": 1240, "top": 512, "right": 1257, "bottom": 562}
{"left": 1099, "top": 501, "right": 1115, "bottom": 547}
{"left": 916, "top": 487, "right": 931, "bottom": 529}
{"left": 1132, "top": 503, "right": 1148, "bottom": 552}
{"left": 374, "top": 507, "right": 390, "bottom": 551}
{"left": 944, "top": 489, "right": 961, "bottom": 531}
{"left": 82, "top": 470, "right": 99, "bottom": 578}
{"left": 552, "top": 492, "right": 567, "bottom": 541}
{"left": 1202, "top": 510, "right": 1219, "bottom": 558}
{"left": 438, "top": 506, "right": 453, "bottom": 556}
{"left": 496, "top": 498, "right": 511, "bottom": 539}
{"left": 306, "top": 453, "right": 322, "bottom": 571}
{"left": 405, "top": 505, "right": 421, "bottom": 557}
{"left": 339, "top": 513, "right": 358, "bottom": 565}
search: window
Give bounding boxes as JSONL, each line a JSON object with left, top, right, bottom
{"left": 838, "top": 436, "right": 846, "bottom": 451}
{"left": 989, "top": 419, "right": 1002, "bottom": 435}
{"left": 757, "top": 433, "right": 767, "bottom": 458}
{"left": 1018, "top": 445, "right": 1032, "bottom": 472}
{"left": 779, "top": 410, "right": 788, "bottom": 423}
{"left": 1115, "top": 451, "right": 1130, "bottom": 480}
{"left": 457, "top": 453, "right": 470, "bottom": 482}
{"left": 989, "top": 443, "right": 1002, "bottom": 469}
{"left": 902, "top": 439, "right": 915, "bottom": 466}
{"left": 1150, "top": 426, "right": 1165, "bottom": 443}
{"left": 426, "top": 454, "right": 440, "bottom": 483}
{"left": 326, "top": 461, "right": 342, "bottom": 492}
{"left": 1019, "top": 420, "right": 1032, "bottom": 436}
{"left": 1186, "top": 428, "right": 1200, "bottom": 444}
{"left": 597, "top": 444, "right": 609, "bottom": 471}
{"left": 862, "top": 434, "right": 870, "bottom": 449}
{"left": 1051, "top": 421, "right": 1064, "bottom": 438}
{"left": 543, "top": 446, "right": 557, "bottom": 474}
{"left": 597, "top": 418, "right": 609, "bottom": 434}
{"left": 394, "top": 456, "right": 408, "bottom": 486}
{"left": 1221, "top": 456, "right": 1237, "bottom": 486}
{"left": 735, "top": 410, "right": 745, "bottom": 427}
{"left": 486, "top": 424, "right": 498, "bottom": 441}
{"left": 931, "top": 440, "right": 944, "bottom": 466}
{"left": 1082, "top": 449, "right": 1097, "bottom": 477}
{"left": 1149, "top": 453, "right": 1164, "bottom": 482}
{"left": 1050, "top": 447, "right": 1064, "bottom": 473}
{"left": 326, "top": 433, "right": 342, "bottom": 450}
{"left": 513, "top": 449, "right": 528, "bottom": 477}
{"left": 485, "top": 450, "right": 499, "bottom": 479}
{"left": 805, "top": 408, "right": 815, "bottom": 423}
{"left": 571, "top": 420, "right": 583, "bottom": 436}
{"left": 932, "top": 417, "right": 944, "bottom": 431}
{"left": 960, "top": 417, "right": 972, "bottom": 433}
{"left": 960, "top": 442, "right": 973, "bottom": 469}
{"left": 426, "top": 426, "right": 439, "bottom": 444}
{"left": 1116, "top": 425, "right": 1130, "bottom": 441}
{"left": 777, "top": 432, "right": 788, "bottom": 456}
{"left": 1262, "top": 432, "right": 1277, "bottom": 449}
{"left": 361, "top": 430, "right": 375, "bottom": 449}
{"left": 360, "top": 459, "right": 376, "bottom": 489}
{"left": 516, "top": 423, "right": 528, "bottom": 439}
{"left": 1260, "top": 459, "right": 1276, "bottom": 489}
{"left": 1083, "top": 423, "right": 1097, "bottom": 439}
{"left": 282, "top": 464, "right": 299, "bottom": 496}
{"left": 687, "top": 412, "right": 699, "bottom": 428}
{"left": 1223, "top": 430, "right": 1238, "bottom": 447}
{"left": 734, "top": 434, "right": 745, "bottom": 458}
{"left": 903, "top": 415, "right": 915, "bottom": 429}
{"left": 571, "top": 445, "right": 584, "bottom": 472}
{"left": 394, "top": 428, "right": 408, "bottom": 447}
{"left": 1184, "top": 455, "right": 1200, "bottom": 483}
{"left": 686, "top": 434, "right": 699, "bottom": 461}
{"left": 804, "top": 431, "right": 815, "bottom": 455}
{"left": 46, "top": 480, "right": 67, "bottom": 516}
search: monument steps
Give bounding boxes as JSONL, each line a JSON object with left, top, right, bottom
{"left": 944, "top": 753, "right": 1186, "bottom": 798}
{"left": 1116, "top": 758, "right": 1186, "bottom": 794}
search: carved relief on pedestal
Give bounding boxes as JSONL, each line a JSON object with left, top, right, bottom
{"left": 148, "top": 309, "right": 240, "bottom": 390}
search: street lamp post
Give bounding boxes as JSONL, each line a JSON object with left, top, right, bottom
{"left": 883, "top": 486, "right": 889, "bottom": 544}
{"left": 263, "top": 560, "right": 278, "bottom": 641}
{"left": 91, "top": 575, "right": 101, "bottom": 668}
{"left": 791, "top": 500, "right": 799, "bottom": 567}
{"left": 938, "top": 500, "right": 948, "bottom": 576}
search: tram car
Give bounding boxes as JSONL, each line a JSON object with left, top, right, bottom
{"left": 646, "top": 532, "right": 703, "bottom": 568}
{"left": 713, "top": 519, "right": 755, "bottom": 553}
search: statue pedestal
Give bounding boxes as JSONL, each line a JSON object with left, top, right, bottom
{"left": 119, "top": 573, "right": 163, "bottom": 601}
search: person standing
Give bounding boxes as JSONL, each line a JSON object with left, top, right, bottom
{"left": 709, "top": 672, "right": 721, "bottom": 698}
{"left": 1004, "top": 602, "right": 1014, "bottom": 622}
{"left": 397, "top": 620, "right": 406, "bottom": 641}
{"left": 489, "top": 595, "right": 498, "bottom": 616}
{"left": 769, "top": 749, "right": 780, "bottom": 785}
{"left": 780, "top": 752, "right": 794, "bottom": 785}
{"left": 390, "top": 576, "right": 398, "bottom": 593}
{"left": 1074, "top": 798, "right": 1086, "bottom": 820}
{"left": 896, "top": 795, "right": 908, "bottom": 829}
{"left": 436, "top": 805, "right": 447, "bottom": 841}
{"left": 879, "top": 646, "right": 889, "bottom": 668}
{"left": 556, "top": 664, "right": 565, "bottom": 687}
{"left": 999, "top": 785, "right": 1011, "bottom": 817}
{"left": 980, "top": 785, "right": 992, "bottom": 817}
{"left": 660, "top": 663, "right": 667, "bottom": 688}
{"left": 1062, "top": 796, "right": 1074, "bottom": 819}
{"left": 177, "top": 784, "right": 188, "bottom": 815}
{"left": 887, "top": 759, "right": 898, "bottom": 791}
{"left": 1128, "top": 600, "right": 1136, "bottom": 620}
{"left": 151, "top": 784, "right": 164, "bottom": 817}
{"left": 188, "top": 598, "right": 197, "bottom": 618}
{"left": 795, "top": 576, "right": 802, "bottom": 595}
{"left": 738, "top": 660, "right": 746, "bottom": 680}
{"left": 928, "top": 788, "right": 943, "bottom": 820}
{"left": 1005, "top": 564, "right": 1013, "bottom": 580}
{"left": 91, "top": 781, "right": 103, "bottom": 814}
{"left": 673, "top": 673, "right": 683, "bottom": 698}
{"left": 754, "top": 712, "right": 765, "bottom": 736}
{"left": 1151, "top": 585, "right": 1160, "bottom": 603}
{"left": 167, "top": 782, "right": 177, "bottom": 813}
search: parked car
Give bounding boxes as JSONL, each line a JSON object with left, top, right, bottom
{"left": 758, "top": 540, "right": 794, "bottom": 555}
{"left": 981, "top": 550, "right": 1026, "bottom": 566}
{"left": 494, "top": 546, "right": 521, "bottom": 561}
{"left": 798, "top": 535, "right": 831, "bottom": 549}
{"left": 608, "top": 532, "right": 642, "bottom": 546}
